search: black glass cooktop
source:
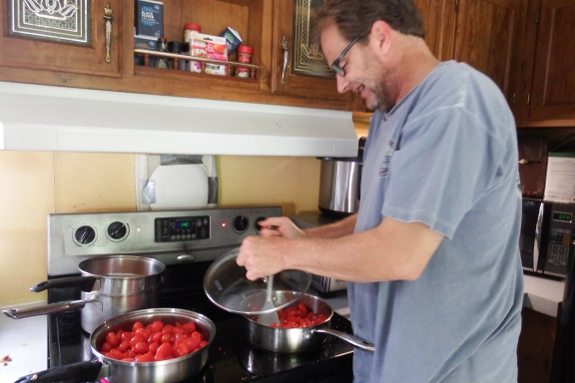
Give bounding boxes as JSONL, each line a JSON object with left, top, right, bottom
{"left": 46, "top": 268, "right": 354, "bottom": 383}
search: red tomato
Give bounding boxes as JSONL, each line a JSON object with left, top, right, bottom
{"left": 187, "top": 331, "right": 201, "bottom": 350}
{"left": 162, "top": 324, "right": 174, "bottom": 333}
{"left": 100, "top": 342, "right": 113, "bottom": 353}
{"left": 161, "top": 332, "right": 173, "bottom": 344}
{"left": 182, "top": 321, "right": 196, "bottom": 334}
{"left": 135, "top": 352, "right": 154, "bottom": 362}
{"left": 121, "top": 331, "right": 133, "bottom": 341}
{"left": 297, "top": 303, "right": 308, "bottom": 316}
{"left": 149, "top": 320, "right": 164, "bottom": 333}
{"left": 105, "top": 331, "right": 121, "bottom": 347}
{"left": 132, "top": 321, "right": 144, "bottom": 332}
{"left": 117, "top": 340, "right": 130, "bottom": 353}
{"left": 134, "top": 327, "right": 151, "bottom": 341}
{"left": 174, "top": 341, "right": 190, "bottom": 357}
{"left": 106, "top": 349, "right": 124, "bottom": 360}
{"left": 130, "top": 335, "right": 145, "bottom": 349}
{"left": 151, "top": 331, "right": 163, "bottom": 344}
{"left": 155, "top": 342, "right": 174, "bottom": 361}
{"left": 149, "top": 342, "right": 160, "bottom": 355}
{"left": 133, "top": 341, "right": 149, "bottom": 354}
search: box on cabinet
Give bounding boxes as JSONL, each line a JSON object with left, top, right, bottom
{"left": 135, "top": 0, "right": 164, "bottom": 38}
{"left": 190, "top": 33, "right": 228, "bottom": 76}
{"left": 134, "top": 35, "right": 158, "bottom": 50}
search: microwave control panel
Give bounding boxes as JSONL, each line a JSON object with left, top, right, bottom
{"left": 544, "top": 204, "right": 575, "bottom": 277}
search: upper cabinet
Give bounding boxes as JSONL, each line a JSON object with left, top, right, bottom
{"left": 0, "top": 0, "right": 354, "bottom": 111}
{"left": 416, "top": 0, "right": 522, "bottom": 106}
{"left": 269, "top": 0, "right": 354, "bottom": 110}
{"left": 0, "top": 0, "right": 121, "bottom": 78}
{"left": 514, "top": 0, "right": 575, "bottom": 127}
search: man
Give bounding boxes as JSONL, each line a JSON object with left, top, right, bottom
{"left": 236, "top": 0, "right": 524, "bottom": 381}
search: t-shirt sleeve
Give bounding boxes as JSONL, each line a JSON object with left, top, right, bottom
{"left": 382, "top": 107, "right": 499, "bottom": 239}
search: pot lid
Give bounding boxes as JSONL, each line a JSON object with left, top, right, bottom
{"left": 203, "top": 248, "right": 311, "bottom": 315}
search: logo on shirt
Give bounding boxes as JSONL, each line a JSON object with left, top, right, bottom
{"left": 378, "top": 140, "right": 395, "bottom": 177}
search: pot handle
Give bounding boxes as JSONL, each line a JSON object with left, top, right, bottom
{"left": 2, "top": 297, "right": 97, "bottom": 319}
{"left": 30, "top": 276, "right": 98, "bottom": 293}
{"left": 14, "top": 361, "right": 104, "bottom": 383}
{"left": 308, "top": 328, "right": 375, "bottom": 352}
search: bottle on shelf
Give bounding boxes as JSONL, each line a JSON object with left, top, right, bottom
{"left": 156, "top": 37, "right": 172, "bottom": 69}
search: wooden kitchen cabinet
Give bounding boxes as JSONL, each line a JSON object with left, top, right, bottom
{"left": 0, "top": 0, "right": 121, "bottom": 78}
{"left": 269, "top": 0, "right": 354, "bottom": 110}
{"left": 514, "top": 0, "right": 575, "bottom": 127}
{"left": 415, "top": 0, "right": 523, "bottom": 106}
{"left": 517, "top": 307, "right": 557, "bottom": 383}
{"left": 0, "top": 0, "right": 355, "bottom": 111}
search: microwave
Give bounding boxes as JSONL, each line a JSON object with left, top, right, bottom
{"left": 520, "top": 199, "right": 575, "bottom": 278}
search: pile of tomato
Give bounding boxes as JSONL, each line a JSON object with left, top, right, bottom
{"left": 98, "top": 319, "right": 208, "bottom": 362}
{"left": 268, "top": 302, "right": 329, "bottom": 328}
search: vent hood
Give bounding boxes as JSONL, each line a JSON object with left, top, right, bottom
{"left": 0, "top": 81, "right": 358, "bottom": 157}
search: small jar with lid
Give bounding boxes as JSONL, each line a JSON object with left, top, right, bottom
{"left": 235, "top": 45, "right": 253, "bottom": 78}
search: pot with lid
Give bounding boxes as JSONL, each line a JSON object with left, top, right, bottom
{"left": 318, "top": 137, "right": 366, "bottom": 215}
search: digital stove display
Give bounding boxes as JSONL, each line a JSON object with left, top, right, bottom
{"left": 155, "top": 216, "right": 210, "bottom": 242}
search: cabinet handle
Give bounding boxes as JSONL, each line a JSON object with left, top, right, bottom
{"left": 281, "top": 36, "right": 289, "bottom": 85}
{"left": 104, "top": 3, "right": 113, "bottom": 63}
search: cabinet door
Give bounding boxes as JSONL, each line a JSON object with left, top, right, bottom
{"left": 0, "top": 0, "right": 121, "bottom": 77}
{"left": 454, "top": 0, "right": 523, "bottom": 104}
{"left": 529, "top": 0, "right": 575, "bottom": 123}
{"left": 414, "top": 0, "right": 458, "bottom": 61}
{"left": 270, "top": 0, "right": 354, "bottom": 109}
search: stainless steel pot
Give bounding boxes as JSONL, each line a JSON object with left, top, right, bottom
{"left": 3, "top": 255, "right": 165, "bottom": 333}
{"left": 243, "top": 292, "right": 374, "bottom": 353}
{"left": 14, "top": 308, "right": 215, "bottom": 383}
{"left": 318, "top": 137, "right": 365, "bottom": 215}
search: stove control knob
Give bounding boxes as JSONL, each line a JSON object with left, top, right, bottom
{"left": 107, "top": 221, "right": 129, "bottom": 241}
{"left": 74, "top": 226, "right": 96, "bottom": 245}
{"left": 233, "top": 215, "right": 249, "bottom": 233}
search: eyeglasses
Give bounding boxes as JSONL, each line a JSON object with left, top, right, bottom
{"left": 331, "top": 34, "right": 367, "bottom": 76}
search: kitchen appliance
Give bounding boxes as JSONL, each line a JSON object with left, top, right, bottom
{"left": 290, "top": 212, "right": 348, "bottom": 295}
{"left": 42, "top": 206, "right": 354, "bottom": 383}
{"left": 520, "top": 198, "right": 575, "bottom": 278}
{"left": 317, "top": 137, "right": 365, "bottom": 216}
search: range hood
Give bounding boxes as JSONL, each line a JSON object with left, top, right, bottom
{"left": 0, "top": 81, "right": 358, "bottom": 157}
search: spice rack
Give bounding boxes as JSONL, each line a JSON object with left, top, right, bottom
{"left": 134, "top": 49, "right": 260, "bottom": 79}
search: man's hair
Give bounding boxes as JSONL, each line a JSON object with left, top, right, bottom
{"left": 312, "top": 0, "right": 425, "bottom": 49}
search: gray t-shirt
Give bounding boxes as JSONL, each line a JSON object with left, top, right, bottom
{"left": 349, "top": 61, "right": 524, "bottom": 383}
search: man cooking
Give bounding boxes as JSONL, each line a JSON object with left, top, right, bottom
{"left": 236, "top": 0, "right": 524, "bottom": 382}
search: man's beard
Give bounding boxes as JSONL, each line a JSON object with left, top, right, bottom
{"left": 369, "top": 72, "right": 396, "bottom": 112}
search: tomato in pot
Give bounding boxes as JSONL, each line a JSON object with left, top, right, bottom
{"left": 99, "top": 319, "right": 208, "bottom": 362}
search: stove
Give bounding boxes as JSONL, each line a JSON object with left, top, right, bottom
{"left": 44, "top": 207, "right": 353, "bottom": 383}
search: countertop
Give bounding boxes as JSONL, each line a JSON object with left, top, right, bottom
{"left": 0, "top": 301, "right": 48, "bottom": 382}
{"left": 0, "top": 275, "right": 565, "bottom": 381}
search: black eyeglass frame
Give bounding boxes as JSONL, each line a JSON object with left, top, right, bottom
{"left": 331, "top": 34, "right": 368, "bottom": 76}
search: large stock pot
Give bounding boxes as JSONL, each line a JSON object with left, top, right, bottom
{"left": 3, "top": 255, "right": 165, "bottom": 333}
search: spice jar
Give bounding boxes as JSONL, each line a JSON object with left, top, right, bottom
{"left": 184, "top": 23, "right": 201, "bottom": 43}
{"left": 235, "top": 45, "right": 253, "bottom": 78}
{"left": 184, "top": 23, "right": 202, "bottom": 73}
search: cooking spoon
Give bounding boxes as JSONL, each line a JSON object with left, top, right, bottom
{"left": 258, "top": 274, "right": 280, "bottom": 325}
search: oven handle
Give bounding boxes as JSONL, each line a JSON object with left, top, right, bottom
{"left": 14, "top": 360, "right": 107, "bottom": 383}
{"left": 30, "top": 276, "right": 98, "bottom": 293}
{"left": 2, "top": 297, "right": 97, "bottom": 319}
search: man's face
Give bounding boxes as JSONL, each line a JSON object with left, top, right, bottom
{"left": 321, "top": 23, "right": 397, "bottom": 112}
